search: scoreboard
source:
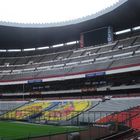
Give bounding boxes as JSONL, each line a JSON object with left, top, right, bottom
{"left": 80, "top": 27, "right": 113, "bottom": 47}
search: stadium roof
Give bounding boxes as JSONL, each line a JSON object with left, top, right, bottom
{"left": 0, "top": 0, "right": 140, "bottom": 49}
{"left": 0, "top": 0, "right": 119, "bottom": 24}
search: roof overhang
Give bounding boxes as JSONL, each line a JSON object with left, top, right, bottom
{"left": 0, "top": 0, "right": 127, "bottom": 28}
{"left": 0, "top": 0, "right": 140, "bottom": 49}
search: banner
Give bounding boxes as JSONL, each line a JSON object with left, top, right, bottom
{"left": 80, "top": 33, "right": 84, "bottom": 48}
{"left": 108, "top": 26, "right": 113, "bottom": 43}
{"left": 28, "top": 79, "right": 42, "bottom": 83}
{"left": 85, "top": 72, "right": 105, "bottom": 78}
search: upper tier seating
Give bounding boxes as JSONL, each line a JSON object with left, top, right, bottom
{"left": 133, "top": 36, "right": 140, "bottom": 45}
{"left": 0, "top": 36, "right": 140, "bottom": 81}
{"left": 114, "top": 37, "right": 136, "bottom": 48}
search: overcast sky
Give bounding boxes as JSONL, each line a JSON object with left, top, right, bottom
{"left": 0, "top": 0, "right": 119, "bottom": 23}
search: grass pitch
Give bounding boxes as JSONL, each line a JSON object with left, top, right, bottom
{"left": 0, "top": 121, "right": 81, "bottom": 140}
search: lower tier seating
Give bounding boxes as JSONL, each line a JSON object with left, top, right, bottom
{"left": 1, "top": 101, "right": 52, "bottom": 120}
{"left": 131, "top": 114, "right": 140, "bottom": 131}
{"left": 0, "top": 100, "right": 93, "bottom": 121}
{"left": 74, "top": 97, "right": 140, "bottom": 123}
{"left": 0, "top": 101, "right": 26, "bottom": 115}
{"left": 40, "top": 100, "right": 92, "bottom": 121}
{"left": 96, "top": 106, "right": 140, "bottom": 131}
{"left": 1, "top": 97, "right": 140, "bottom": 127}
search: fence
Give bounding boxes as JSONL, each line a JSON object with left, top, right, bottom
{"left": 0, "top": 110, "right": 137, "bottom": 126}
{"left": 0, "top": 109, "right": 139, "bottom": 140}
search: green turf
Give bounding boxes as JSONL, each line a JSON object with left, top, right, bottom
{"left": 0, "top": 121, "right": 82, "bottom": 140}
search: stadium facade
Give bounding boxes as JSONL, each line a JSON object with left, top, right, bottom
{"left": 0, "top": 0, "right": 139, "bottom": 99}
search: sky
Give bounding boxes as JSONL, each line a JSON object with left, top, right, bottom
{"left": 0, "top": 0, "right": 119, "bottom": 24}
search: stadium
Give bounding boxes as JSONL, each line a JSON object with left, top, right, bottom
{"left": 0, "top": 0, "right": 140, "bottom": 139}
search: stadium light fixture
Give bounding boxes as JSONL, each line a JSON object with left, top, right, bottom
{"left": 23, "top": 48, "right": 36, "bottom": 51}
{"left": 2, "top": 70, "right": 11, "bottom": 73}
{"left": 4, "top": 63, "right": 9, "bottom": 67}
{"left": 52, "top": 44, "right": 64, "bottom": 48}
{"left": 115, "top": 29, "right": 131, "bottom": 35}
{"left": 133, "top": 26, "right": 140, "bottom": 31}
{"left": 37, "top": 46, "right": 49, "bottom": 50}
{"left": 0, "top": 49, "right": 6, "bottom": 52}
{"left": 7, "top": 49, "right": 21, "bottom": 52}
{"left": 66, "top": 41, "right": 77, "bottom": 45}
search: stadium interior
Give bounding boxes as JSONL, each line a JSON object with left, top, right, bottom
{"left": 0, "top": 0, "right": 140, "bottom": 139}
